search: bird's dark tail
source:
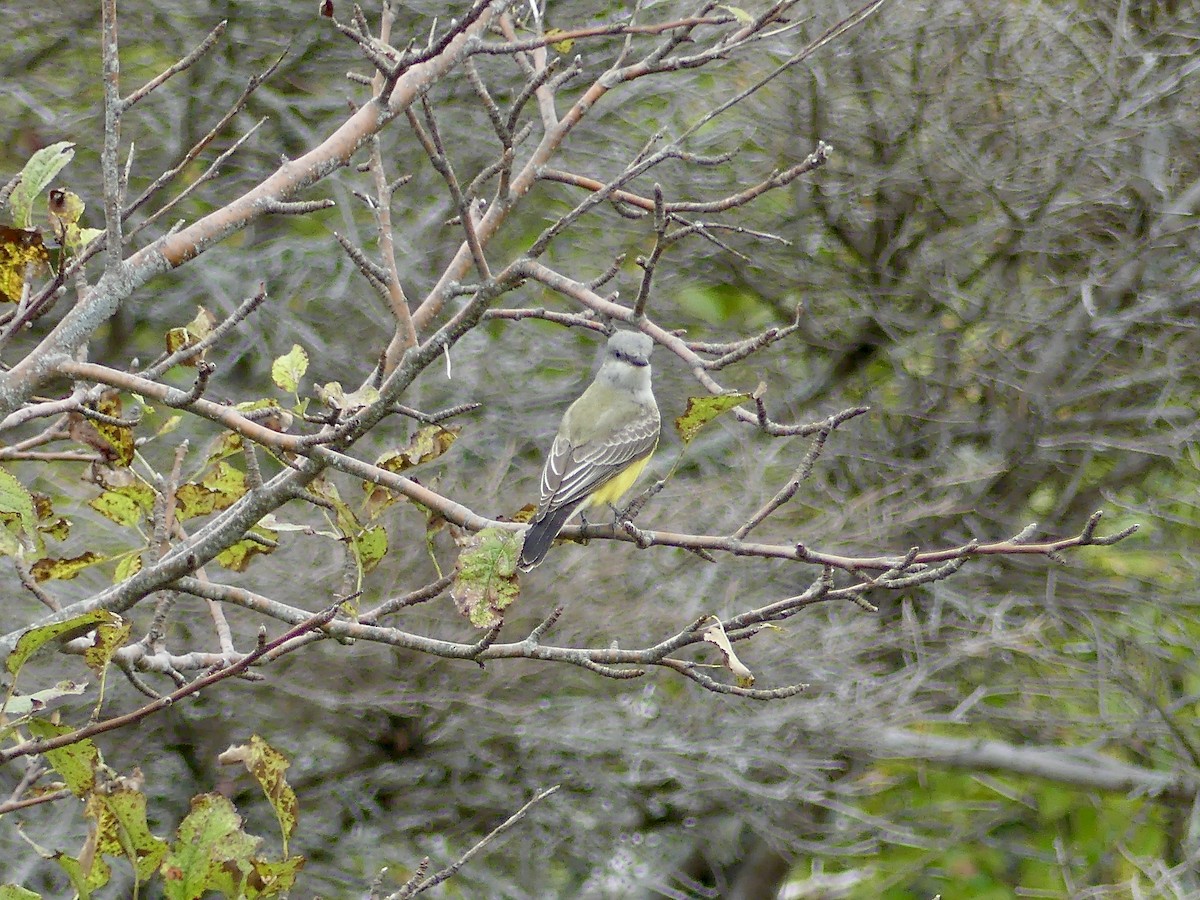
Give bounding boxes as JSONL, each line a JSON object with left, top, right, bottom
{"left": 519, "top": 503, "right": 582, "bottom": 571}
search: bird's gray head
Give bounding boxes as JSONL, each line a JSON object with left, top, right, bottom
{"left": 605, "top": 331, "right": 653, "bottom": 368}
{"left": 596, "top": 330, "right": 655, "bottom": 394}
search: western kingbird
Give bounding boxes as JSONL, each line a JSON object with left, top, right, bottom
{"left": 519, "top": 330, "right": 660, "bottom": 570}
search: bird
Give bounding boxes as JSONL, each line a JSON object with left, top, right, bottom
{"left": 518, "top": 330, "right": 660, "bottom": 571}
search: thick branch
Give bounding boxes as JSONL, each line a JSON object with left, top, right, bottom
{"left": 867, "top": 727, "right": 1198, "bottom": 803}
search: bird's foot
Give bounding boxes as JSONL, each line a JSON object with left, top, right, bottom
{"left": 609, "top": 503, "right": 649, "bottom": 545}
{"left": 610, "top": 500, "right": 639, "bottom": 523}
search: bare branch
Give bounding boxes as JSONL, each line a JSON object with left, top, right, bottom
{"left": 122, "top": 20, "right": 228, "bottom": 110}
{"left": 391, "top": 786, "right": 562, "bottom": 899}
{"left": 0, "top": 604, "right": 340, "bottom": 765}
{"left": 141, "top": 285, "right": 269, "bottom": 379}
{"left": 123, "top": 52, "right": 285, "bottom": 222}
{"left": 100, "top": 0, "right": 124, "bottom": 267}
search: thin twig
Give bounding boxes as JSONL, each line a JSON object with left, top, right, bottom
{"left": 123, "top": 52, "right": 284, "bottom": 222}
{"left": 129, "top": 118, "right": 267, "bottom": 240}
{"left": 141, "top": 286, "right": 269, "bottom": 379}
{"left": 391, "top": 786, "right": 561, "bottom": 899}
{"left": 122, "top": 20, "right": 227, "bottom": 110}
{"left": 0, "top": 605, "right": 340, "bottom": 765}
{"left": 0, "top": 787, "right": 74, "bottom": 816}
{"left": 359, "top": 573, "right": 456, "bottom": 624}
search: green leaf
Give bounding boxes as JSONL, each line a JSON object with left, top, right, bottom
{"left": 0, "top": 464, "right": 41, "bottom": 554}
{"left": 0, "top": 885, "right": 43, "bottom": 899}
{"left": 309, "top": 476, "right": 359, "bottom": 535}
{"left": 545, "top": 27, "right": 575, "bottom": 53}
{"left": 174, "top": 484, "right": 219, "bottom": 521}
{"left": 204, "top": 431, "right": 244, "bottom": 464}
{"left": 352, "top": 524, "right": 388, "bottom": 574}
{"left": 113, "top": 552, "right": 143, "bottom": 583}
{"left": 25, "top": 718, "right": 102, "bottom": 796}
{"left": 218, "top": 736, "right": 300, "bottom": 856}
{"left": 203, "top": 459, "right": 247, "bottom": 497}
{"left": 56, "top": 850, "right": 111, "bottom": 900}
{"left": 0, "top": 527, "right": 19, "bottom": 558}
{"left": 8, "top": 141, "right": 75, "bottom": 228}
{"left": 11, "top": 827, "right": 102, "bottom": 897}
{"left": 1, "top": 680, "right": 87, "bottom": 718}
{"left": 674, "top": 392, "right": 751, "bottom": 444}
{"left": 76, "top": 227, "right": 104, "bottom": 249}
{"left": 270, "top": 344, "right": 308, "bottom": 392}
{"left": 86, "top": 788, "right": 169, "bottom": 882}
{"left": 161, "top": 794, "right": 261, "bottom": 900}
{"left": 30, "top": 551, "right": 107, "bottom": 582}
{"left": 243, "top": 856, "right": 305, "bottom": 897}
{"left": 452, "top": 527, "right": 521, "bottom": 628}
{"left": 88, "top": 483, "right": 156, "bottom": 527}
{"left": 6, "top": 609, "right": 116, "bottom": 678}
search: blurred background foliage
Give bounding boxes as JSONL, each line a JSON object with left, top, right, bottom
{"left": 3, "top": 0, "right": 1199, "bottom": 897}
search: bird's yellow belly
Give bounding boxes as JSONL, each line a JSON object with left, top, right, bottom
{"left": 582, "top": 453, "right": 653, "bottom": 510}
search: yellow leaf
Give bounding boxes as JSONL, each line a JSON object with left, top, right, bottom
{"left": 68, "top": 392, "right": 134, "bottom": 465}
{"left": 545, "top": 27, "right": 575, "bottom": 53}
{"left": 376, "top": 425, "right": 461, "bottom": 473}
{"left": 83, "top": 616, "right": 132, "bottom": 673}
{"left": 0, "top": 225, "right": 48, "bottom": 303}
{"left": 164, "top": 306, "right": 217, "bottom": 366}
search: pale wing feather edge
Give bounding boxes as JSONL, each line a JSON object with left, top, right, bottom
{"left": 538, "top": 432, "right": 572, "bottom": 506}
{"left": 540, "top": 414, "right": 659, "bottom": 512}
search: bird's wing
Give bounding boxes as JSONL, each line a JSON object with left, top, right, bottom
{"left": 538, "top": 412, "right": 660, "bottom": 512}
